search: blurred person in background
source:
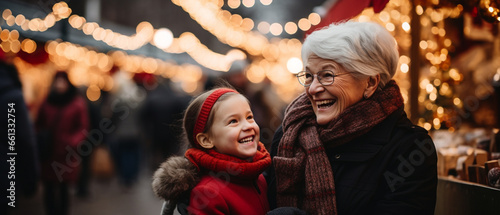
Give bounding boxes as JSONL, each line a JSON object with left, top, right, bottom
{"left": 36, "top": 71, "right": 89, "bottom": 215}
{"left": 76, "top": 86, "right": 110, "bottom": 198}
{"left": 0, "top": 56, "right": 39, "bottom": 215}
{"left": 222, "top": 60, "right": 285, "bottom": 149}
{"left": 106, "top": 71, "right": 146, "bottom": 187}
{"left": 140, "top": 76, "right": 191, "bottom": 170}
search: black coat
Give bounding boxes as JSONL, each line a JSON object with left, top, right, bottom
{"left": 266, "top": 107, "right": 437, "bottom": 215}
{"left": 0, "top": 63, "right": 39, "bottom": 211}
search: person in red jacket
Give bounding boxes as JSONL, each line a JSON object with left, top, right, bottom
{"left": 152, "top": 86, "right": 271, "bottom": 215}
{"left": 36, "top": 71, "right": 89, "bottom": 215}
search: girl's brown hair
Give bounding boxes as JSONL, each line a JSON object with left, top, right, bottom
{"left": 182, "top": 82, "right": 240, "bottom": 148}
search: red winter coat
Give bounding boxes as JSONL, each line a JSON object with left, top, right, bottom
{"left": 188, "top": 174, "right": 269, "bottom": 215}
{"left": 152, "top": 143, "right": 271, "bottom": 215}
{"left": 36, "top": 96, "right": 89, "bottom": 182}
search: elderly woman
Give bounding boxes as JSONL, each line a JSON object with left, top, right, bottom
{"left": 266, "top": 21, "right": 437, "bottom": 215}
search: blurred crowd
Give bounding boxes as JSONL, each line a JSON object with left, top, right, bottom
{"left": 1, "top": 56, "right": 285, "bottom": 215}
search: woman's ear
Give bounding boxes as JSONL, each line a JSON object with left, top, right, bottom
{"left": 364, "top": 74, "right": 380, "bottom": 99}
{"left": 196, "top": 133, "right": 214, "bottom": 149}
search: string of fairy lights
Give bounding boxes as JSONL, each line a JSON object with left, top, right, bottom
{"left": 351, "top": 0, "right": 467, "bottom": 131}
{"left": 1, "top": 0, "right": 498, "bottom": 131}
{"left": 225, "top": 0, "right": 322, "bottom": 36}
{"left": 1, "top": 2, "right": 71, "bottom": 32}
{"left": 1, "top": 2, "right": 247, "bottom": 72}
{"left": 0, "top": 0, "right": 311, "bottom": 104}
{"left": 227, "top": 0, "right": 274, "bottom": 8}
{"left": 415, "top": 5, "right": 465, "bottom": 131}
{"left": 1, "top": 0, "right": 321, "bottom": 73}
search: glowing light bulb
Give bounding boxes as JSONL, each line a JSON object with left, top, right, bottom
{"left": 308, "top": 13, "right": 321, "bottom": 25}
{"left": 269, "top": 23, "right": 283, "bottom": 36}
{"left": 298, "top": 18, "right": 311, "bottom": 31}
{"left": 242, "top": 0, "right": 255, "bottom": 7}
{"left": 154, "top": 28, "right": 174, "bottom": 49}
{"left": 258, "top": 22, "right": 270, "bottom": 34}
{"left": 260, "top": 0, "right": 272, "bottom": 5}
{"left": 284, "top": 22, "right": 298, "bottom": 35}
{"left": 287, "top": 57, "right": 303, "bottom": 74}
{"left": 402, "top": 22, "right": 410, "bottom": 32}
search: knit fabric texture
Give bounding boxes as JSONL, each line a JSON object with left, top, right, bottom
{"left": 185, "top": 142, "right": 271, "bottom": 179}
{"left": 274, "top": 80, "right": 404, "bottom": 215}
{"left": 193, "top": 88, "right": 237, "bottom": 147}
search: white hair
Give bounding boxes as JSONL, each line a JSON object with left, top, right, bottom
{"left": 301, "top": 21, "right": 399, "bottom": 88}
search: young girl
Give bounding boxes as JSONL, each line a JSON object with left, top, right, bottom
{"left": 152, "top": 87, "right": 271, "bottom": 215}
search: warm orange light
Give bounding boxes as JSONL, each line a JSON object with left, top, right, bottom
{"left": 6, "top": 15, "right": 15, "bottom": 26}
{"left": 15, "top": 14, "right": 26, "bottom": 26}
{"left": 298, "top": 18, "right": 311, "bottom": 31}
{"left": 21, "top": 39, "right": 36, "bottom": 54}
{"left": 44, "top": 14, "right": 56, "bottom": 28}
{"left": 230, "top": 14, "right": 243, "bottom": 26}
{"left": 82, "top": 22, "right": 97, "bottom": 35}
{"left": 286, "top": 57, "right": 303, "bottom": 74}
{"left": 10, "top": 40, "right": 21, "bottom": 53}
{"left": 257, "top": 22, "right": 270, "bottom": 34}
{"left": 0, "top": 30, "right": 9, "bottom": 41}
{"left": 29, "top": 19, "right": 41, "bottom": 31}
{"left": 86, "top": 85, "right": 101, "bottom": 102}
{"left": 247, "top": 65, "right": 266, "bottom": 83}
{"left": 241, "top": 18, "right": 254, "bottom": 31}
{"left": 9, "top": 30, "right": 19, "bottom": 41}
{"left": 179, "top": 32, "right": 199, "bottom": 52}
{"left": 269, "top": 23, "right": 283, "bottom": 36}
{"left": 2, "top": 9, "right": 12, "bottom": 20}
{"left": 228, "top": 0, "right": 241, "bottom": 9}
{"left": 385, "top": 23, "right": 395, "bottom": 32}
{"left": 284, "top": 22, "right": 298, "bottom": 35}
{"left": 260, "top": 0, "right": 272, "bottom": 5}
{"left": 153, "top": 28, "right": 174, "bottom": 49}
{"left": 69, "top": 15, "right": 85, "bottom": 29}
{"left": 242, "top": 0, "right": 255, "bottom": 8}
{"left": 308, "top": 13, "right": 321, "bottom": 25}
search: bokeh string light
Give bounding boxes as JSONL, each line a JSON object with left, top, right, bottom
{"left": 351, "top": 0, "right": 465, "bottom": 131}
{"left": 0, "top": 0, "right": 307, "bottom": 102}
{"left": 172, "top": 0, "right": 306, "bottom": 101}
{"left": 1, "top": 0, "right": 492, "bottom": 130}
{"left": 478, "top": 0, "right": 500, "bottom": 23}
{"left": 224, "top": 0, "right": 321, "bottom": 36}
{"left": 1, "top": 1, "right": 245, "bottom": 72}
{"left": 1, "top": 2, "right": 71, "bottom": 32}
{"left": 415, "top": 5, "right": 464, "bottom": 132}
{"left": 0, "top": 0, "right": 306, "bottom": 98}
{"left": 227, "top": 0, "right": 274, "bottom": 9}
{"left": 66, "top": 11, "right": 246, "bottom": 72}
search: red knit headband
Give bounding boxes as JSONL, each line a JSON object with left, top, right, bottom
{"left": 193, "top": 88, "right": 238, "bottom": 147}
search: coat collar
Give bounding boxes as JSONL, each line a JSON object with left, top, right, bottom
{"left": 327, "top": 107, "right": 407, "bottom": 162}
{"left": 364, "top": 106, "right": 407, "bottom": 143}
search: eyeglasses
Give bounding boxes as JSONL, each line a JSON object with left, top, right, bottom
{"left": 296, "top": 70, "right": 352, "bottom": 87}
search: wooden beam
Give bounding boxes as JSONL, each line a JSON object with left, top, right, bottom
{"left": 410, "top": 0, "right": 421, "bottom": 123}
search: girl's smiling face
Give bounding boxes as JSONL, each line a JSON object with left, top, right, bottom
{"left": 201, "top": 94, "right": 260, "bottom": 161}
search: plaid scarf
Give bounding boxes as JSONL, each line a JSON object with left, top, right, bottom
{"left": 274, "top": 80, "right": 404, "bottom": 214}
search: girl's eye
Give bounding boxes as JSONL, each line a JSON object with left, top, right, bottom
{"left": 247, "top": 115, "right": 254, "bottom": 120}
{"left": 229, "top": 119, "right": 237, "bottom": 124}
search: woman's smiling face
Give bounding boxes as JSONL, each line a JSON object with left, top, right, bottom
{"left": 305, "top": 54, "right": 367, "bottom": 125}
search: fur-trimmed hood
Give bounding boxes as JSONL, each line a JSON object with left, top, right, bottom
{"left": 152, "top": 156, "right": 199, "bottom": 201}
